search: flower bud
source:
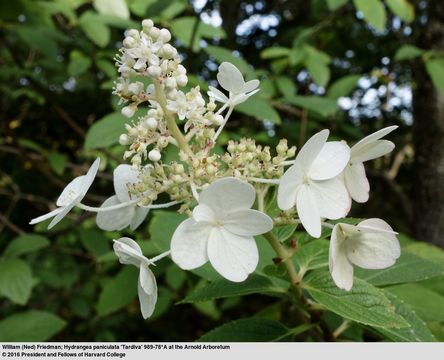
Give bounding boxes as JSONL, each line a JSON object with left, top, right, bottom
{"left": 165, "top": 77, "right": 177, "bottom": 88}
{"left": 149, "top": 27, "right": 160, "bottom": 39}
{"left": 128, "top": 81, "right": 144, "bottom": 95}
{"left": 174, "top": 164, "right": 185, "bottom": 173}
{"left": 142, "top": 19, "right": 154, "bottom": 30}
{"left": 144, "top": 117, "right": 158, "bottom": 130}
{"left": 213, "top": 114, "right": 224, "bottom": 125}
{"left": 147, "top": 65, "right": 161, "bottom": 78}
{"left": 159, "top": 28, "right": 171, "bottom": 42}
{"left": 121, "top": 104, "right": 137, "bottom": 118}
{"left": 123, "top": 36, "right": 136, "bottom": 48}
{"left": 161, "top": 44, "right": 177, "bottom": 58}
{"left": 148, "top": 149, "right": 161, "bottom": 162}
{"left": 276, "top": 139, "right": 288, "bottom": 155}
{"left": 287, "top": 146, "right": 296, "bottom": 158}
{"left": 176, "top": 74, "right": 188, "bottom": 87}
{"left": 119, "top": 134, "right": 130, "bottom": 145}
{"left": 127, "top": 29, "right": 139, "bottom": 38}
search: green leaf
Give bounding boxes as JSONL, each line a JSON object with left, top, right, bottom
{"left": 275, "top": 76, "right": 296, "bottom": 98}
{"left": 285, "top": 96, "right": 339, "bottom": 117}
{"left": 304, "top": 46, "right": 331, "bottom": 88}
{"left": 0, "top": 310, "right": 66, "bottom": 341}
{"left": 425, "top": 57, "right": 444, "bottom": 94}
{"left": 394, "top": 44, "right": 424, "bottom": 61}
{"left": 236, "top": 96, "right": 282, "bottom": 124}
{"left": 171, "top": 17, "right": 226, "bottom": 52}
{"left": 327, "top": 74, "right": 361, "bottom": 99}
{"left": 326, "top": 0, "right": 349, "bottom": 10}
{"left": 128, "top": 0, "right": 157, "bottom": 17}
{"left": 386, "top": 284, "right": 444, "bottom": 322}
{"left": 353, "top": 0, "right": 387, "bottom": 31}
{"left": 294, "top": 239, "right": 329, "bottom": 272}
{"left": 149, "top": 210, "right": 187, "bottom": 253}
{"left": 272, "top": 224, "right": 297, "bottom": 243}
{"left": 79, "top": 11, "right": 110, "bottom": 47}
{"left": 4, "top": 234, "right": 50, "bottom": 258}
{"left": 84, "top": 111, "right": 130, "bottom": 149}
{"left": 180, "top": 274, "right": 284, "bottom": 303}
{"left": 165, "top": 264, "right": 186, "bottom": 291}
{"left": 385, "top": 0, "right": 414, "bottom": 23}
{"left": 0, "top": 259, "right": 34, "bottom": 305}
{"left": 355, "top": 251, "right": 444, "bottom": 286}
{"left": 78, "top": 229, "right": 110, "bottom": 257}
{"left": 303, "top": 270, "right": 408, "bottom": 328}
{"left": 205, "top": 45, "right": 250, "bottom": 73}
{"left": 67, "top": 50, "right": 92, "bottom": 77}
{"left": 93, "top": 0, "right": 129, "bottom": 19}
{"left": 47, "top": 151, "right": 67, "bottom": 175}
{"left": 260, "top": 47, "right": 290, "bottom": 59}
{"left": 199, "top": 318, "right": 292, "bottom": 342}
{"left": 376, "top": 291, "right": 436, "bottom": 341}
{"left": 96, "top": 266, "right": 138, "bottom": 316}
{"left": 405, "top": 242, "right": 444, "bottom": 266}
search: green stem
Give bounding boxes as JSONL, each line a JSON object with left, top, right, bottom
{"left": 263, "top": 232, "right": 302, "bottom": 286}
{"left": 153, "top": 80, "right": 192, "bottom": 156}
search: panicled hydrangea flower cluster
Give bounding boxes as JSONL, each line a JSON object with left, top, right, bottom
{"left": 30, "top": 19, "right": 401, "bottom": 319}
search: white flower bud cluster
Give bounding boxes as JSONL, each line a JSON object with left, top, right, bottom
{"left": 113, "top": 19, "right": 187, "bottom": 117}
{"left": 120, "top": 107, "right": 169, "bottom": 166}
{"left": 223, "top": 138, "right": 296, "bottom": 179}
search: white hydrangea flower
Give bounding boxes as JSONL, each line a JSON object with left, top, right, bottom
{"left": 171, "top": 177, "right": 273, "bottom": 282}
{"left": 278, "top": 130, "right": 351, "bottom": 238}
{"left": 96, "top": 164, "right": 149, "bottom": 231}
{"left": 343, "top": 126, "right": 398, "bottom": 203}
{"left": 30, "top": 158, "right": 100, "bottom": 229}
{"left": 113, "top": 237, "right": 157, "bottom": 319}
{"left": 329, "top": 219, "right": 401, "bottom": 291}
{"left": 208, "top": 62, "right": 259, "bottom": 106}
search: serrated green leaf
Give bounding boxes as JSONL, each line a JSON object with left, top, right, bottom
{"left": 96, "top": 266, "right": 138, "bottom": 316}
{"left": 326, "top": 0, "right": 349, "bottom": 10}
{"left": 236, "top": 96, "right": 281, "bottom": 124}
{"left": 294, "top": 239, "right": 329, "bottom": 272}
{"left": 386, "top": 284, "right": 444, "bottom": 322}
{"left": 284, "top": 96, "right": 339, "bottom": 117}
{"left": 79, "top": 11, "right": 110, "bottom": 47}
{"left": 180, "top": 274, "right": 285, "bottom": 303}
{"left": 0, "top": 259, "right": 34, "bottom": 305}
{"left": 205, "top": 45, "right": 250, "bottom": 73}
{"left": 376, "top": 291, "right": 436, "bottom": 341}
{"left": 355, "top": 251, "right": 444, "bottom": 286}
{"left": 353, "top": 0, "right": 387, "bottom": 31}
{"left": 404, "top": 242, "right": 444, "bottom": 266}
{"left": 385, "top": 0, "right": 414, "bottom": 23}
{"left": 199, "top": 318, "right": 292, "bottom": 342}
{"left": 394, "top": 45, "right": 424, "bottom": 61}
{"left": 425, "top": 58, "right": 444, "bottom": 94}
{"left": 327, "top": 74, "right": 361, "bottom": 99}
{"left": 0, "top": 310, "right": 66, "bottom": 341}
{"left": 4, "top": 234, "right": 50, "bottom": 258}
{"left": 272, "top": 224, "right": 297, "bottom": 243}
{"left": 303, "top": 270, "right": 408, "bottom": 328}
